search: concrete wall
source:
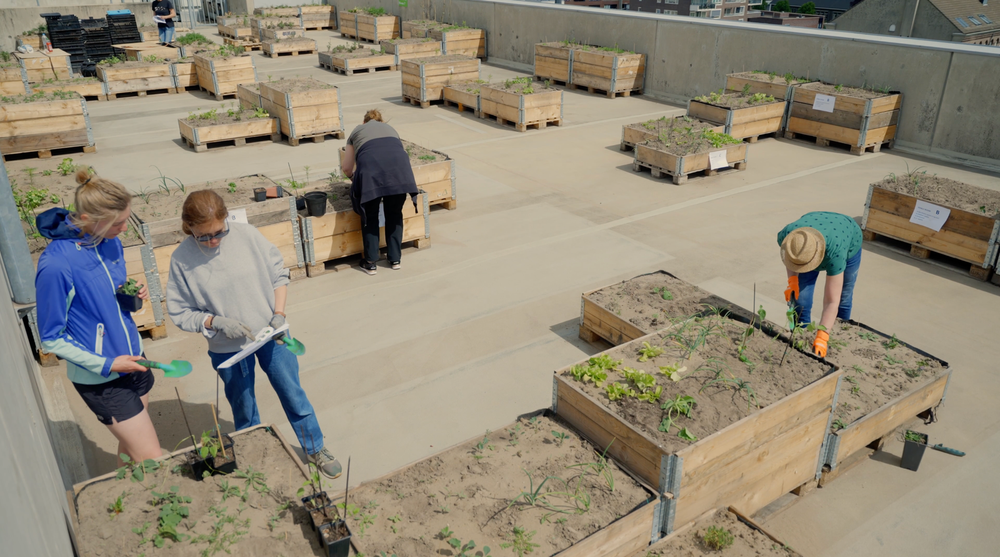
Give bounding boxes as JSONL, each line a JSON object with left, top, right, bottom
{"left": 0, "top": 258, "right": 76, "bottom": 556}
{"left": 1, "top": 2, "right": 154, "bottom": 50}
{"left": 322, "top": 0, "right": 1000, "bottom": 165}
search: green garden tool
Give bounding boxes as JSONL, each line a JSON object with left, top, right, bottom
{"left": 281, "top": 335, "right": 306, "bottom": 356}
{"left": 931, "top": 444, "right": 965, "bottom": 457}
{"left": 137, "top": 359, "right": 193, "bottom": 378}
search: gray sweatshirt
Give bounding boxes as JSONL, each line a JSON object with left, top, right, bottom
{"left": 167, "top": 222, "right": 290, "bottom": 354}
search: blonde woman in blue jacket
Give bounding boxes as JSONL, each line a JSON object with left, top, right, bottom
{"left": 35, "top": 169, "right": 163, "bottom": 464}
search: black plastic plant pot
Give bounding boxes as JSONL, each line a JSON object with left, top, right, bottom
{"left": 191, "top": 436, "right": 237, "bottom": 480}
{"left": 253, "top": 187, "right": 267, "bottom": 202}
{"left": 115, "top": 292, "right": 143, "bottom": 313}
{"left": 901, "top": 430, "right": 929, "bottom": 472}
{"left": 304, "top": 191, "right": 328, "bottom": 217}
{"left": 302, "top": 492, "right": 335, "bottom": 531}
{"left": 318, "top": 520, "right": 352, "bottom": 557}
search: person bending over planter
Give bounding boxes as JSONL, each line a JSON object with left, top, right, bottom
{"left": 340, "top": 108, "right": 419, "bottom": 276}
{"left": 166, "top": 191, "right": 342, "bottom": 479}
{"left": 778, "top": 211, "right": 863, "bottom": 358}
{"left": 35, "top": 169, "right": 163, "bottom": 464}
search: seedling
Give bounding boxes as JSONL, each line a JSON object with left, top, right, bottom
{"left": 551, "top": 430, "right": 569, "bottom": 447}
{"left": 108, "top": 491, "right": 126, "bottom": 517}
{"left": 834, "top": 84, "right": 844, "bottom": 92}
{"left": 219, "top": 480, "right": 241, "bottom": 501}
{"left": 233, "top": 466, "right": 269, "bottom": 500}
{"left": 832, "top": 419, "right": 848, "bottom": 431}
{"left": 297, "top": 462, "right": 325, "bottom": 498}
{"left": 885, "top": 354, "right": 903, "bottom": 366}
{"left": 472, "top": 430, "right": 492, "bottom": 460}
{"left": 567, "top": 441, "right": 616, "bottom": 491}
{"left": 501, "top": 526, "right": 540, "bottom": 557}
{"left": 638, "top": 341, "right": 665, "bottom": 362}
{"left": 701, "top": 374, "right": 759, "bottom": 412}
{"left": 882, "top": 334, "right": 900, "bottom": 350}
{"left": 621, "top": 367, "right": 657, "bottom": 394}
{"left": 569, "top": 362, "right": 608, "bottom": 388}
{"left": 116, "top": 453, "right": 160, "bottom": 485}
{"left": 150, "top": 486, "right": 191, "bottom": 547}
{"left": 659, "top": 362, "right": 689, "bottom": 382}
{"left": 605, "top": 382, "right": 635, "bottom": 401}
{"left": 589, "top": 354, "right": 622, "bottom": 371}
{"left": 852, "top": 365, "right": 865, "bottom": 374}
{"left": 150, "top": 166, "right": 186, "bottom": 195}
{"left": 858, "top": 331, "right": 879, "bottom": 342}
{"left": 659, "top": 394, "right": 697, "bottom": 439}
{"left": 904, "top": 430, "right": 926, "bottom": 443}
{"left": 703, "top": 525, "right": 734, "bottom": 550}
{"left": 57, "top": 157, "right": 75, "bottom": 175}
{"left": 227, "top": 181, "right": 237, "bottom": 193}
{"left": 117, "top": 278, "right": 141, "bottom": 296}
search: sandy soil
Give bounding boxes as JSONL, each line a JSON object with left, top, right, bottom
{"left": 401, "top": 139, "right": 444, "bottom": 164}
{"left": 184, "top": 108, "right": 272, "bottom": 127}
{"left": 693, "top": 91, "right": 783, "bottom": 109}
{"left": 343, "top": 413, "right": 653, "bottom": 556}
{"left": 587, "top": 272, "right": 715, "bottom": 333}
{"left": 807, "top": 82, "right": 894, "bottom": 100}
{"left": 261, "top": 77, "right": 333, "bottom": 94}
{"left": 638, "top": 117, "right": 740, "bottom": 157}
{"left": 729, "top": 70, "right": 810, "bottom": 86}
{"left": 74, "top": 427, "right": 324, "bottom": 557}
{"left": 647, "top": 510, "right": 797, "bottom": 556}
{"left": 872, "top": 174, "right": 1000, "bottom": 218}
{"left": 0, "top": 90, "right": 82, "bottom": 104}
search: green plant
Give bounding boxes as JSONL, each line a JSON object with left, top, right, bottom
{"left": 218, "top": 480, "right": 241, "bottom": 501}
{"left": 233, "top": 466, "right": 269, "bottom": 500}
{"left": 57, "top": 157, "right": 75, "bottom": 175}
{"left": 149, "top": 486, "right": 192, "bottom": 547}
{"left": 252, "top": 106, "right": 269, "bottom": 119}
{"left": 882, "top": 334, "right": 900, "bottom": 350}
{"left": 652, "top": 286, "right": 673, "bottom": 300}
{"left": 885, "top": 353, "right": 903, "bottom": 366}
{"left": 857, "top": 331, "right": 878, "bottom": 342}
{"left": 748, "top": 92, "right": 775, "bottom": 104}
{"left": 116, "top": 453, "right": 160, "bottom": 484}
{"left": 700, "top": 373, "right": 759, "bottom": 412}
{"left": 198, "top": 430, "right": 223, "bottom": 460}
{"left": 117, "top": 278, "right": 141, "bottom": 296}
{"left": 297, "top": 462, "right": 325, "bottom": 498}
{"left": 227, "top": 181, "right": 238, "bottom": 193}
{"left": 439, "top": 527, "right": 485, "bottom": 557}
{"left": 638, "top": 341, "right": 664, "bottom": 362}
{"left": 605, "top": 382, "right": 635, "bottom": 401}
{"left": 659, "top": 362, "right": 689, "bottom": 382}
{"left": 551, "top": 430, "right": 569, "bottom": 447}
{"left": 569, "top": 362, "right": 607, "bottom": 388}
{"left": 703, "top": 525, "right": 734, "bottom": 550}
{"left": 832, "top": 419, "right": 848, "bottom": 431}
{"left": 904, "top": 430, "right": 925, "bottom": 443}
{"left": 108, "top": 491, "right": 126, "bottom": 517}
{"left": 834, "top": 84, "right": 844, "bottom": 92}
{"left": 501, "top": 526, "right": 540, "bottom": 557}
{"left": 659, "top": 394, "right": 697, "bottom": 439}
{"left": 418, "top": 154, "right": 436, "bottom": 161}
{"left": 701, "top": 129, "right": 742, "bottom": 148}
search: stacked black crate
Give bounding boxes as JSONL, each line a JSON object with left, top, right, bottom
{"left": 108, "top": 13, "right": 142, "bottom": 45}
{"left": 81, "top": 18, "right": 112, "bottom": 77}
{"left": 43, "top": 14, "right": 87, "bottom": 74}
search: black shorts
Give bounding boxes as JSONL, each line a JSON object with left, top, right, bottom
{"left": 73, "top": 371, "right": 155, "bottom": 425}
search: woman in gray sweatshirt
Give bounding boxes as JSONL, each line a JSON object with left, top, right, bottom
{"left": 166, "top": 191, "right": 341, "bottom": 479}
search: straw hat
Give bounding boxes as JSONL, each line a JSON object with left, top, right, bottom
{"left": 781, "top": 227, "right": 825, "bottom": 273}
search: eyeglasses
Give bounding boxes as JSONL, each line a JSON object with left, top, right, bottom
{"left": 194, "top": 223, "right": 230, "bottom": 243}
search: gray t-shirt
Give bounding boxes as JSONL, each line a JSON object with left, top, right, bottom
{"left": 347, "top": 120, "right": 399, "bottom": 152}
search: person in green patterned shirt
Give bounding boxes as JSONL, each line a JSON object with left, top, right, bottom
{"left": 777, "top": 212, "right": 863, "bottom": 357}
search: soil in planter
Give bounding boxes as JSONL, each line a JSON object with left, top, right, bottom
{"left": 823, "top": 319, "right": 945, "bottom": 428}
{"left": 98, "top": 60, "right": 171, "bottom": 70}
{"left": 185, "top": 106, "right": 272, "bottom": 127}
{"left": 409, "top": 54, "right": 476, "bottom": 65}
{"left": 537, "top": 41, "right": 637, "bottom": 54}
{"left": 805, "top": 82, "right": 894, "bottom": 100}
{"left": 262, "top": 77, "right": 333, "bottom": 94}
{"left": 385, "top": 37, "right": 438, "bottom": 46}
{"left": 561, "top": 314, "right": 830, "bottom": 454}
{"left": 871, "top": 174, "right": 1000, "bottom": 218}
{"left": 646, "top": 510, "right": 795, "bottom": 556}
{"left": 729, "top": 70, "right": 811, "bottom": 86}
{"left": 401, "top": 139, "right": 443, "bottom": 165}
{"left": 325, "top": 44, "right": 387, "bottom": 59}
{"left": 343, "top": 413, "right": 651, "bottom": 556}
{"left": 130, "top": 175, "right": 281, "bottom": 224}
{"left": 320, "top": 521, "right": 350, "bottom": 542}
{"left": 626, "top": 115, "right": 715, "bottom": 139}
{"left": 73, "top": 427, "right": 323, "bottom": 557}
{"left": 295, "top": 179, "right": 353, "bottom": 213}
{"left": 587, "top": 273, "right": 714, "bottom": 333}
{"left": 34, "top": 77, "right": 101, "bottom": 87}
{"left": 639, "top": 116, "right": 741, "bottom": 157}
{"left": 448, "top": 79, "right": 488, "bottom": 94}
{"left": 693, "top": 90, "right": 782, "bottom": 110}
{"left": 0, "top": 90, "right": 82, "bottom": 104}
{"left": 270, "top": 38, "right": 315, "bottom": 49}
{"left": 488, "top": 76, "right": 557, "bottom": 95}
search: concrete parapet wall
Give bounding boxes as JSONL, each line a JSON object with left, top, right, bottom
{"left": 330, "top": 0, "right": 1000, "bottom": 166}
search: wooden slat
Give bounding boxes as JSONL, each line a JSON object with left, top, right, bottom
{"left": 725, "top": 75, "right": 795, "bottom": 99}
{"left": 555, "top": 500, "right": 654, "bottom": 557}
{"left": 787, "top": 116, "right": 861, "bottom": 145}
{"left": 104, "top": 76, "right": 175, "bottom": 94}
{"left": 0, "top": 100, "right": 82, "bottom": 121}
{"left": 789, "top": 103, "right": 898, "bottom": 130}
{"left": 0, "top": 115, "right": 86, "bottom": 137}
{"left": 868, "top": 187, "right": 995, "bottom": 239}
{"left": 0, "top": 129, "right": 90, "bottom": 153}
{"left": 865, "top": 208, "right": 989, "bottom": 265}
{"left": 178, "top": 117, "right": 276, "bottom": 143}
{"left": 582, "top": 298, "right": 646, "bottom": 344}
{"left": 729, "top": 116, "right": 782, "bottom": 139}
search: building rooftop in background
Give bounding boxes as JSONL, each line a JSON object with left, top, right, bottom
{"left": 749, "top": 10, "right": 823, "bottom": 27}
{"left": 785, "top": 0, "right": 857, "bottom": 21}
{"left": 830, "top": 0, "right": 1000, "bottom": 45}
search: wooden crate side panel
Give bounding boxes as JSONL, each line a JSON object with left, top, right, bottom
{"left": 312, "top": 213, "right": 424, "bottom": 261}
{"left": 555, "top": 501, "right": 655, "bottom": 557}
{"left": 729, "top": 117, "right": 782, "bottom": 139}
{"left": 346, "top": 55, "right": 397, "bottom": 69}
{"left": 104, "top": 76, "right": 175, "bottom": 94}
{"left": 258, "top": 221, "right": 300, "bottom": 269}
{"left": 34, "top": 82, "right": 105, "bottom": 98}
{"left": 181, "top": 118, "right": 276, "bottom": 143}
{"left": 535, "top": 44, "right": 571, "bottom": 60}
{"left": 98, "top": 65, "right": 172, "bottom": 81}
{"left": 730, "top": 102, "right": 786, "bottom": 125}
{"left": 835, "top": 373, "right": 949, "bottom": 461}
{"left": 792, "top": 86, "right": 867, "bottom": 115}
{"left": 443, "top": 86, "right": 479, "bottom": 107}
{"left": 863, "top": 124, "right": 897, "bottom": 145}
{"left": 870, "top": 93, "right": 903, "bottom": 114}
{"left": 422, "top": 179, "right": 453, "bottom": 203}
{"left": 787, "top": 116, "right": 862, "bottom": 145}
{"left": 258, "top": 84, "right": 338, "bottom": 108}
{"left": 534, "top": 55, "right": 570, "bottom": 81}
{"left": 868, "top": 187, "right": 995, "bottom": 240}
{"left": 0, "top": 115, "right": 87, "bottom": 137}
{"left": 261, "top": 98, "right": 341, "bottom": 137}
{"left": 686, "top": 101, "right": 728, "bottom": 125}
{"left": 0, "top": 100, "right": 83, "bottom": 122}
{"left": 0, "top": 81, "right": 27, "bottom": 95}
{"left": 622, "top": 126, "right": 654, "bottom": 146}
{"left": 419, "top": 60, "right": 480, "bottom": 77}
{"left": 0, "top": 128, "right": 90, "bottom": 153}
{"left": 635, "top": 143, "right": 680, "bottom": 174}
{"left": 582, "top": 297, "right": 646, "bottom": 345}
{"left": 866, "top": 210, "right": 989, "bottom": 264}
{"left": 411, "top": 160, "right": 451, "bottom": 184}
{"left": 554, "top": 374, "right": 663, "bottom": 490}
{"left": 725, "top": 76, "right": 792, "bottom": 99}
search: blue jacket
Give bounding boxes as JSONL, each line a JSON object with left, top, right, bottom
{"left": 35, "top": 208, "right": 143, "bottom": 385}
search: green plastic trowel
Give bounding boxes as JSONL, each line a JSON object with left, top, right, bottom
{"left": 137, "top": 359, "right": 193, "bottom": 378}
{"left": 282, "top": 335, "right": 306, "bottom": 356}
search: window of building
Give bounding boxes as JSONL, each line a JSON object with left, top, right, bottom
{"left": 955, "top": 17, "right": 970, "bottom": 28}
{"left": 665, "top": 0, "right": 679, "bottom": 4}
{"left": 657, "top": 8, "right": 662, "bottom": 12}
{"left": 979, "top": 14, "right": 993, "bottom": 24}
{"left": 657, "top": 0, "right": 662, "bottom": 3}
{"left": 725, "top": 0, "right": 742, "bottom": 3}
{"left": 969, "top": 16, "right": 983, "bottom": 25}
{"left": 664, "top": 9, "right": 678, "bottom": 14}
{"left": 724, "top": 6, "right": 745, "bottom": 14}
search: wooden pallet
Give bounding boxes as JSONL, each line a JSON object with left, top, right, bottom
{"left": 863, "top": 228, "right": 992, "bottom": 280}
{"left": 784, "top": 130, "right": 891, "bottom": 155}
{"left": 442, "top": 98, "right": 478, "bottom": 116}
{"left": 402, "top": 94, "right": 442, "bottom": 109}
{"left": 567, "top": 82, "right": 641, "bottom": 98}
{"left": 183, "top": 131, "right": 280, "bottom": 153}
{"left": 1, "top": 144, "right": 96, "bottom": 162}
{"left": 264, "top": 48, "right": 316, "bottom": 58}
{"left": 284, "top": 129, "right": 346, "bottom": 146}
{"left": 742, "top": 130, "right": 780, "bottom": 143}
{"left": 534, "top": 76, "right": 568, "bottom": 87}
{"left": 105, "top": 87, "right": 175, "bottom": 100}
{"left": 303, "top": 23, "right": 335, "bottom": 30}
{"left": 198, "top": 85, "right": 237, "bottom": 101}
{"left": 223, "top": 37, "right": 262, "bottom": 51}
{"left": 319, "top": 61, "right": 396, "bottom": 76}
{"left": 479, "top": 110, "right": 561, "bottom": 132}
{"left": 633, "top": 158, "right": 747, "bottom": 185}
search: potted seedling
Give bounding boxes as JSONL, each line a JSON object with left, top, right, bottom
{"left": 317, "top": 456, "right": 353, "bottom": 557}
{"left": 116, "top": 278, "right": 144, "bottom": 313}
{"left": 175, "top": 391, "right": 237, "bottom": 479}
{"left": 901, "top": 430, "right": 929, "bottom": 472}
{"left": 253, "top": 187, "right": 267, "bottom": 202}
{"left": 298, "top": 462, "right": 335, "bottom": 531}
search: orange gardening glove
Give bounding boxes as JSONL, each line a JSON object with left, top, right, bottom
{"left": 814, "top": 330, "right": 829, "bottom": 358}
{"left": 784, "top": 275, "right": 800, "bottom": 303}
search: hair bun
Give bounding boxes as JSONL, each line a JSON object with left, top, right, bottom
{"left": 75, "top": 168, "right": 93, "bottom": 186}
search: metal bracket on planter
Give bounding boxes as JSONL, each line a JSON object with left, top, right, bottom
{"left": 825, "top": 433, "right": 842, "bottom": 470}
{"left": 139, "top": 224, "right": 165, "bottom": 326}
{"left": 440, "top": 37, "right": 447, "bottom": 55}
{"left": 927, "top": 371, "right": 953, "bottom": 424}
{"left": 560, "top": 91, "right": 564, "bottom": 122}
{"left": 421, "top": 190, "right": 430, "bottom": 238}
{"left": 284, "top": 92, "right": 296, "bottom": 139}
{"left": 192, "top": 126, "right": 201, "bottom": 147}
{"left": 393, "top": 49, "right": 400, "bottom": 67}
{"left": 675, "top": 154, "right": 685, "bottom": 178}
{"left": 209, "top": 60, "right": 221, "bottom": 98}
{"left": 610, "top": 56, "right": 618, "bottom": 95}
{"left": 344, "top": 59, "right": 351, "bottom": 74}
{"left": 290, "top": 196, "right": 308, "bottom": 267}
{"left": 861, "top": 184, "right": 875, "bottom": 230}
{"left": 858, "top": 99, "right": 873, "bottom": 148}
{"left": 23, "top": 75, "right": 33, "bottom": 95}
{"left": 25, "top": 307, "right": 45, "bottom": 355}
{"left": 80, "top": 98, "right": 95, "bottom": 147}
{"left": 724, "top": 108, "right": 734, "bottom": 136}
{"left": 102, "top": 81, "right": 109, "bottom": 97}
{"left": 518, "top": 94, "right": 525, "bottom": 127}
{"left": 337, "top": 88, "right": 345, "bottom": 134}
{"left": 578, "top": 296, "right": 586, "bottom": 328}
{"left": 19, "top": 64, "right": 29, "bottom": 89}
{"left": 983, "top": 220, "right": 1000, "bottom": 269}
{"left": 659, "top": 454, "right": 682, "bottom": 535}
{"left": 781, "top": 84, "right": 795, "bottom": 131}
{"left": 449, "top": 159, "right": 457, "bottom": 200}
{"left": 651, "top": 497, "right": 666, "bottom": 543}
{"left": 252, "top": 58, "right": 259, "bottom": 83}
{"left": 567, "top": 49, "right": 574, "bottom": 86}
{"left": 419, "top": 63, "right": 426, "bottom": 102}
{"left": 551, "top": 375, "right": 559, "bottom": 413}
{"left": 169, "top": 63, "right": 178, "bottom": 89}
{"left": 815, "top": 374, "right": 844, "bottom": 479}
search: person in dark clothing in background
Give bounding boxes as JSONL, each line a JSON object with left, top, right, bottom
{"left": 340, "top": 109, "right": 419, "bottom": 276}
{"left": 152, "top": 0, "right": 176, "bottom": 46}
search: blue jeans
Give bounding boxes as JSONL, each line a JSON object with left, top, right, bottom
{"left": 793, "top": 249, "right": 862, "bottom": 325}
{"left": 209, "top": 340, "right": 324, "bottom": 455}
{"left": 158, "top": 26, "right": 175, "bottom": 44}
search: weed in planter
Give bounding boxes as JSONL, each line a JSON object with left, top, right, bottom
{"left": 133, "top": 521, "right": 153, "bottom": 545}
{"left": 233, "top": 466, "right": 270, "bottom": 500}
{"left": 567, "top": 442, "right": 616, "bottom": 492}
{"left": 904, "top": 367, "right": 923, "bottom": 378}
{"left": 192, "top": 505, "right": 251, "bottom": 556}
{"left": 227, "top": 181, "right": 238, "bottom": 193}
{"left": 742, "top": 83, "right": 751, "bottom": 95}
{"left": 507, "top": 424, "right": 522, "bottom": 447}
{"left": 703, "top": 525, "right": 734, "bottom": 550}
{"left": 660, "top": 362, "right": 689, "bottom": 382}
{"left": 386, "top": 513, "right": 402, "bottom": 534}
{"left": 857, "top": 331, "right": 878, "bottom": 342}
{"left": 57, "top": 157, "right": 75, "bottom": 176}
{"left": 11, "top": 179, "right": 50, "bottom": 237}
{"left": 472, "top": 430, "right": 493, "bottom": 460}
{"left": 108, "top": 491, "right": 126, "bottom": 517}
{"left": 885, "top": 353, "right": 903, "bottom": 366}
{"left": 589, "top": 354, "right": 622, "bottom": 371}
{"left": 834, "top": 84, "right": 844, "bottom": 92}
{"left": 151, "top": 166, "right": 185, "bottom": 195}
{"left": 551, "top": 430, "right": 569, "bottom": 447}
{"left": 659, "top": 394, "right": 697, "bottom": 438}
{"left": 829, "top": 338, "right": 849, "bottom": 351}
{"left": 219, "top": 480, "right": 242, "bottom": 501}
{"left": 882, "top": 334, "right": 900, "bottom": 350}
{"left": 356, "top": 507, "right": 377, "bottom": 537}
{"left": 150, "top": 486, "right": 192, "bottom": 547}
{"left": 501, "top": 526, "right": 540, "bottom": 557}
{"left": 638, "top": 341, "right": 665, "bottom": 362}
{"left": 605, "top": 382, "right": 635, "bottom": 401}
{"left": 116, "top": 453, "right": 160, "bottom": 485}
{"left": 904, "top": 430, "right": 925, "bottom": 443}
{"left": 442, "top": 531, "right": 484, "bottom": 557}
{"left": 832, "top": 419, "right": 848, "bottom": 431}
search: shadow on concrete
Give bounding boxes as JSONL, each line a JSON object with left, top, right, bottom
{"left": 548, "top": 317, "right": 611, "bottom": 355}
{"left": 869, "top": 449, "right": 903, "bottom": 468}
{"left": 861, "top": 238, "right": 998, "bottom": 295}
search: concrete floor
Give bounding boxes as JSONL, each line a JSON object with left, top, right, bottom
{"left": 17, "top": 26, "right": 1000, "bottom": 557}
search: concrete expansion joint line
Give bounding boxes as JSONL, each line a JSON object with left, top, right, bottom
{"left": 288, "top": 154, "right": 880, "bottom": 316}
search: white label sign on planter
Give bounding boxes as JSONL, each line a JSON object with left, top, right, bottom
{"left": 708, "top": 150, "right": 729, "bottom": 170}
{"left": 812, "top": 94, "right": 836, "bottom": 113}
{"left": 909, "top": 200, "right": 951, "bottom": 232}
{"left": 227, "top": 208, "right": 249, "bottom": 225}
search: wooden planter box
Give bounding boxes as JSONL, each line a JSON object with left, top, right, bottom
{"left": 0, "top": 66, "right": 28, "bottom": 95}
{"left": 170, "top": 60, "right": 198, "bottom": 90}
{"left": 553, "top": 327, "right": 841, "bottom": 534}
{"left": 218, "top": 23, "right": 253, "bottom": 39}
{"left": 300, "top": 191, "right": 430, "bottom": 277}
{"left": 336, "top": 410, "right": 663, "bottom": 554}
{"left": 138, "top": 28, "right": 160, "bottom": 42}
{"left": 405, "top": 141, "right": 456, "bottom": 209}
{"left": 193, "top": 53, "right": 257, "bottom": 100}
{"left": 862, "top": 184, "right": 1000, "bottom": 279}
{"left": 443, "top": 82, "right": 481, "bottom": 115}
{"left": 687, "top": 96, "right": 787, "bottom": 142}
{"left": 633, "top": 507, "right": 803, "bottom": 557}
{"left": 300, "top": 5, "right": 337, "bottom": 29}
{"left": 318, "top": 49, "right": 396, "bottom": 76}
{"left": 254, "top": 7, "right": 299, "bottom": 16}
{"left": 633, "top": 140, "right": 748, "bottom": 185}
{"left": 30, "top": 79, "right": 106, "bottom": 101}
{"left": 121, "top": 42, "right": 186, "bottom": 62}
{"left": 259, "top": 27, "right": 306, "bottom": 41}
{"left": 0, "top": 94, "right": 96, "bottom": 159}
{"left": 237, "top": 82, "right": 263, "bottom": 109}
{"left": 15, "top": 49, "right": 72, "bottom": 83}
{"left": 402, "top": 20, "right": 447, "bottom": 38}
{"left": 725, "top": 72, "right": 813, "bottom": 101}
{"left": 262, "top": 38, "right": 317, "bottom": 58}
{"left": 251, "top": 17, "right": 304, "bottom": 40}
{"left": 479, "top": 84, "right": 563, "bottom": 132}
{"left": 178, "top": 113, "right": 279, "bottom": 152}
{"left": 259, "top": 78, "right": 344, "bottom": 145}
{"left": 533, "top": 43, "right": 645, "bottom": 97}
{"left": 97, "top": 62, "right": 175, "bottom": 99}
{"left": 815, "top": 321, "right": 950, "bottom": 487}
{"left": 430, "top": 27, "right": 487, "bottom": 59}
{"left": 620, "top": 118, "right": 723, "bottom": 151}
{"left": 382, "top": 38, "right": 442, "bottom": 66}
{"left": 401, "top": 55, "right": 480, "bottom": 107}
{"left": 17, "top": 35, "right": 44, "bottom": 49}
{"left": 339, "top": 11, "right": 400, "bottom": 42}
{"left": 785, "top": 83, "right": 902, "bottom": 155}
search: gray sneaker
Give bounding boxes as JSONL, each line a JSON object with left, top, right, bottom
{"left": 309, "top": 447, "right": 343, "bottom": 479}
